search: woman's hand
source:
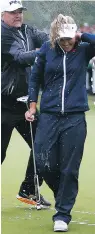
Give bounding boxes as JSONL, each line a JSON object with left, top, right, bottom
{"left": 25, "top": 108, "right": 36, "bottom": 122}
{"left": 25, "top": 102, "right": 37, "bottom": 122}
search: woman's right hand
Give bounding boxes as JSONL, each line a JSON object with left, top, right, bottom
{"left": 25, "top": 108, "right": 36, "bottom": 122}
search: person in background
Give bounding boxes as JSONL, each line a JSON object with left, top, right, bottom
{"left": 91, "top": 57, "right": 95, "bottom": 94}
{"left": 1, "top": 0, "right": 51, "bottom": 207}
{"left": 25, "top": 14, "right": 95, "bottom": 232}
{"left": 79, "top": 22, "right": 91, "bottom": 33}
{"left": 86, "top": 57, "right": 95, "bottom": 94}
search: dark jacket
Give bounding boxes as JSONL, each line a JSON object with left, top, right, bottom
{"left": 1, "top": 21, "right": 48, "bottom": 99}
{"left": 29, "top": 33, "right": 95, "bottom": 114}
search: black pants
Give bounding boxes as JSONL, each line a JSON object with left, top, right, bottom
{"left": 34, "top": 112, "right": 87, "bottom": 224}
{"left": 1, "top": 98, "right": 43, "bottom": 195}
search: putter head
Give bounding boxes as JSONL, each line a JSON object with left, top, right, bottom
{"left": 17, "top": 95, "right": 29, "bottom": 103}
{"left": 36, "top": 205, "right": 42, "bottom": 210}
{"left": 36, "top": 201, "right": 42, "bottom": 210}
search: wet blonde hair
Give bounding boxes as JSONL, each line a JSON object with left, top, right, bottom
{"left": 50, "top": 14, "right": 76, "bottom": 48}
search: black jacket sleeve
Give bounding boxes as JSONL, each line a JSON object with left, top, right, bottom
{"left": 30, "top": 27, "right": 49, "bottom": 48}
{"left": 2, "top": 33, "right": 38, "bottom": 66}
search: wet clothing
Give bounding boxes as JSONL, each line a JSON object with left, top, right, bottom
{"left": 29, "top": 33, "right": 95, "bottom": 114}
{"left": 34, "top": 112, "right": 86, "bottom": 224}
{"left": 1, "top": 21, "right": 48, "bottom": 194}
{"left": 28, "top": 33, "right": 95, "bottom": 222}
{"left": 1, "top": 20, "right": 48, "bottom": 97}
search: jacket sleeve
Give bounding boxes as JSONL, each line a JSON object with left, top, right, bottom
{"left": 32, "top": 27, "right": 49, "bottom": 47}
{"left": 2, "top": 34, "right": 38, "bottom": 66}
{"left": 28, "top": 42, "right": 47, "bottom": 102}
{"left": 81, "top": 33, "right": 95, "bottom": 62}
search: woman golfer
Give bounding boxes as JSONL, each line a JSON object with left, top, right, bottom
{"left": 25, "top": 14, "right": 95, "bottom": 232}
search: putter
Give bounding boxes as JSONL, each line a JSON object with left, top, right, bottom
{"left": 17, "top": 96, "right": 41, "bottom": 210}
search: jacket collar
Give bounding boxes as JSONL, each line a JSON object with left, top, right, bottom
{"left": 1, "top": 20, "right": 26, "bottom": 33}
{"left": 55, "top": 41, "right": 79, "bottom": 54}
{"left": 1, "top": 20, "right": 27, "bottom": 42}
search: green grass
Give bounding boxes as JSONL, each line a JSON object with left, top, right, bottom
{"left": 1, "top": 96, "right": 95, "bottom": 234}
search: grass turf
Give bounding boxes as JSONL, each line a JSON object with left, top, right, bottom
{"left": 1, "top": 95, "right": 95, "bottom": 234}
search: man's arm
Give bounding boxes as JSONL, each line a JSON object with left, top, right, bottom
{"left": 2, "top": 34, "right": 39, "bottom": 66}
{"left": 31, "top": 27, "right": 49, "bottom": 48}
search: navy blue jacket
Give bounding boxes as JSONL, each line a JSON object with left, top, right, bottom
{"left": 1, "top": 21, "right": 48, "bottom": 98}
{"left": 29, "top": 33, "right": 95, "bottom": 114}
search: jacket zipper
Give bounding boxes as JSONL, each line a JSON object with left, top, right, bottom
{"left": 18, "top": 25, "right": 29, "bottom": 51}
{"left": 58, "top": 44, "right": 67, "bottom": 113}
{"left": 25, "top": 25, "right": 29, "bottom": 51}
{"left": 18, "top": 30, "right": 26, "bottom": 51}
{"left": 9, "top": 85, "right": 14, "bottom": 94}
{"left": 62, "top": 52, "right": 66, "bottom": 113}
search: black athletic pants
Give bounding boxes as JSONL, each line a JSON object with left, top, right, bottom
{"left": 1, "top": 97, "right": 43, "bottom": 195}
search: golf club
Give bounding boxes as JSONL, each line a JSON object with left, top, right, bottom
{"left": 17, "top": 96, "right": 41, "bottom": 210}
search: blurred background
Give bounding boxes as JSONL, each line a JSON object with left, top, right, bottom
{"left": 23, "top": 1, "right": 95, "bottom": 32}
